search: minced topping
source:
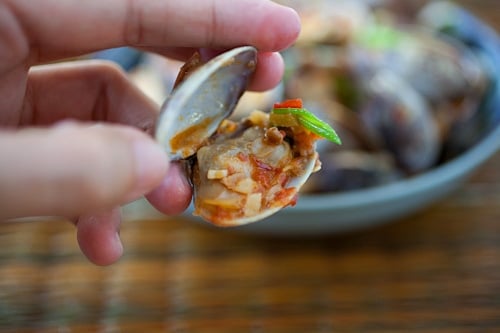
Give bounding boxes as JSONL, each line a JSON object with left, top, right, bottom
{"left": 191, "top": 110, "right": 320, "bottom": 226}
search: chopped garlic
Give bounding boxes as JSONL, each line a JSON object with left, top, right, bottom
{"left": 244, "top": 193, "right": 262, "bottom": 217}
{"left": 233, "top": 178, "right": 256, "bottom": 194}
{"left": 207, "top": 169, "right": 229, "bottom": 179}
{"left": 247, "top": 110, "right": 269, "bottom": 128}
{"left": 313, "top": 158, "right": 322, "bottom": 172}
{"left": 202, "top": 196, "right": 241, "bottom": 209}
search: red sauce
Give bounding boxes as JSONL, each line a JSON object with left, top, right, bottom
{"left": 203, "top": 205, "right": 237, "bottom": 226}
{"left": 292, "top": 129, "right": 321, "bottom": 157}
{"left": 278, "top": 173, "right": 290, "bottom": 187}
{"left": 237, "top": 152, "right": 249, "bottom": 162}
{"left": 169, "top": 117, "right": 214, "bottom": 155}
{"left": 250, "top": 155, "right": 281, "bottom": 191}
{"left": 273, "top": 188, "right": 297, "bottom": 207}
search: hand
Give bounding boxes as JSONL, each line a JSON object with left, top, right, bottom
{"left": 0, "top": 0, "right": 300, "bottom": 265}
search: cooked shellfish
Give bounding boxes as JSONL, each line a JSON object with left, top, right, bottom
{"left": 155, "top": 47, "right": 340, "bottom": 226}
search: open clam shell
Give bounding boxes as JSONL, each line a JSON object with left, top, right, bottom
{"left": 156, "top": 46, "right": 258, "bottom": 160}
{"left": 155, "top": 47, "right": 323, "bottom": 226}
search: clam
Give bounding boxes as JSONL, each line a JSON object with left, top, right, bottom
{"left": 358, "top": 70, "right": 441, "bottom": 173}
{"left": 155, "top": 47, "right": 338, "bottom": 227}
{"left": 301, "top": 150, "right": 402, "bottom": 193}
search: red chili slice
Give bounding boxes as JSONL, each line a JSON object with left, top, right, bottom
{"left": 273, "top": 98, "right": 303, "bottom": 109}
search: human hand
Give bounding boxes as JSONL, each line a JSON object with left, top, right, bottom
{"left": 0, "top": 0, "right": 300, "bottom": 265}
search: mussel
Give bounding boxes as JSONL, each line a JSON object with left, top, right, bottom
{"left": 155, "top": 47, "right": 339, "bottom": 226}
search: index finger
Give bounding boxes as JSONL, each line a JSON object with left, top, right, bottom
{"left": 9, "top": 0, "right": 301, "bottom": 64}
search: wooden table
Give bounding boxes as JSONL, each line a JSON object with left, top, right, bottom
{"left": 1, "top": 1, "right": 500, "bottom": 332}
{"left": 3, "top": 155, "right": 499, "bottom": 333}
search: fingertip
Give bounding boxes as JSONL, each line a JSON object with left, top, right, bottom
{"left": 274, "top": 5, "right": 302, "bottom": 50}
{"left": 248, "top": 52, "right": 285, "bottom": 92}
{"left": 0, "top": 123, "right": 174, "bottom": 219}
{"left": 252, "top": 2, "right": 301, "bottom": 51}
{"left": 126, "top": 136, "right": 169, "bottom": 202}
{"left": 76, "top": 209, "right": 123, "bottom": 266}
{"left": 199, "top": 0, "right": 301, "bottom": 52}
{"left": 146, "top": 163, "right": 193, "bottom": 215}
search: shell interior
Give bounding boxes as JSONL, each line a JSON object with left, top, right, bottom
{"left": 155, "top": 46, "right": 257, "bottom": 160}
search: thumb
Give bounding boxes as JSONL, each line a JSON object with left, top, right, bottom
{"left": 0, "top": 122, "right": 168, "bottom": 219}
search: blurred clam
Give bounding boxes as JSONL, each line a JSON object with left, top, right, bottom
{"left": 358, "top": 70, "right": 441, "bottom": 173}
{"left": 352, "top": 21, "right": 489, "bottom": 149}
{"left": 418, "top": 0, "right": 499, "bottom": 156}
{"left": 353, "top": 21, "right": 488, "bottom": 100}
{"left": 301, "top": 150, "right": 401, "bottom": 193}
{"left": 294, "top": 0, "right": 372, "bottom": 46}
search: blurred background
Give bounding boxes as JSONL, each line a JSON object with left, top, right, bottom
{"left": 1, "top": 1, "right": 500, "bottom": 332}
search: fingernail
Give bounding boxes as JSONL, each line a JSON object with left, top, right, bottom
{"left": 128, "top": 139, "right": 168, "bottom": 201}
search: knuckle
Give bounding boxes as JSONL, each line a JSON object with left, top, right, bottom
{"left": 86, "top": 60, "right": 128, "bottom": 82}
{"left": 0, "top": 2, "right": 30, "bottom": 70}
{"left": 122, "top": 0, "right": 145, "bottom": 46}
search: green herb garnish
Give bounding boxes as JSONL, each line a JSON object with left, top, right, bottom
{"left": 271, "top": 107, "right": 342, "bottom": 144}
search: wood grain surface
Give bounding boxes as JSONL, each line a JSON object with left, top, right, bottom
{"left": 1, "top": 1, "right": 499, "bottom": 332}
{"left": 2, "top": 154, "right": 499, "bottom": 333}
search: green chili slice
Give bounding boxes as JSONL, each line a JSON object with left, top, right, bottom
{"left": 271, "top": 107, "right": 342, "bottom": 144}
